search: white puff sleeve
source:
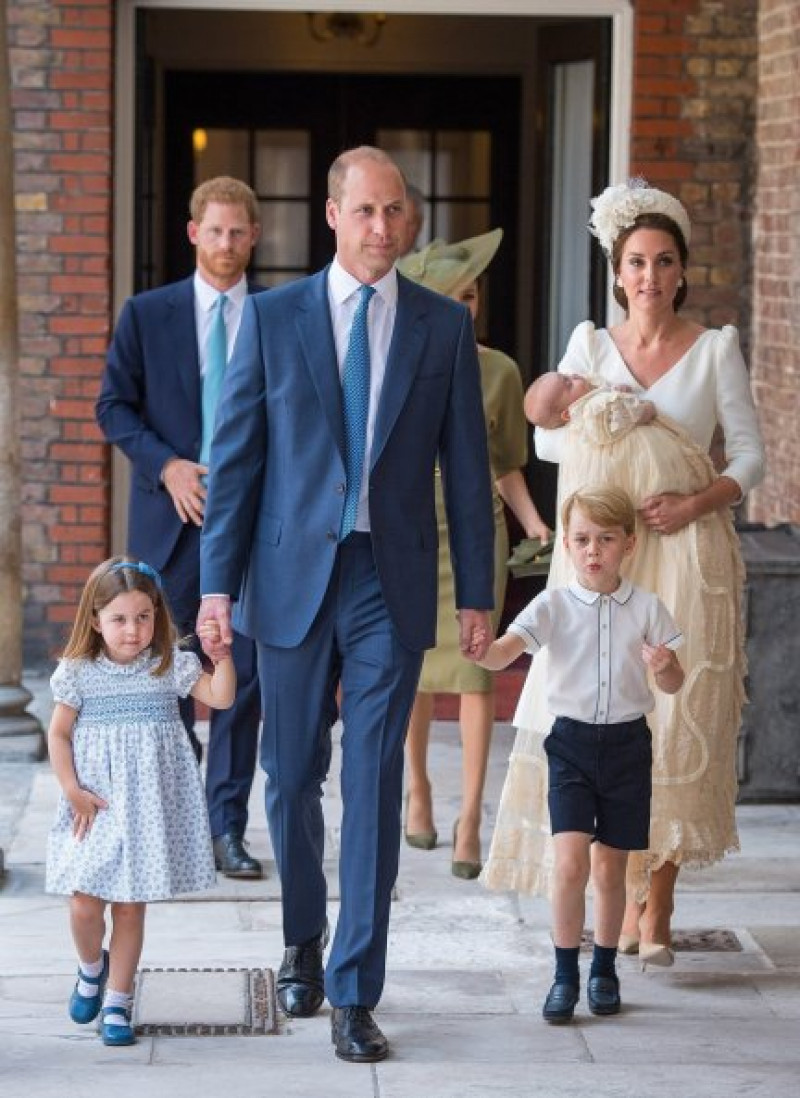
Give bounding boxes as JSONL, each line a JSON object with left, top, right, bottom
{"left": 173, "top": 648, "right": 204, "bottom": 699}
{"left": 50, "top": 659, "right": 82, "bottom": 711}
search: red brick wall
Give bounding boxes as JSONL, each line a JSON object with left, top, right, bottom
{"left": 749, "top": 0, "right": 800, "bottom": 524}
{"left": 10, "top": 0, "right": 114, "bottom": 664}
{"left": 631, "top": 0, "right": 758, "bottom": 342}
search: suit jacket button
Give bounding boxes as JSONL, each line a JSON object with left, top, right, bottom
{"left": 327, "top": 530, "right": 337, "bottom": 541}
{"left": 335, "top": 483, "right": 345, "bottom": 494}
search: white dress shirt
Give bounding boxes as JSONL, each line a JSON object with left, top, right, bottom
{"left": 193, "top": 271, "right": 249, "bottom": 375}
{"left": 327, "top": 257, "right": 397, "bottom": 532}
{"left": 507, "top": 578, "right": 683, "bottom": 725}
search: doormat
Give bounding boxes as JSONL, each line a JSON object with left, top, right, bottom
{"left": 581, "top": 928, "right": 742, "bottom": 952}
{"left": 133, "top": 967, "right": 277, "bottom": 1035}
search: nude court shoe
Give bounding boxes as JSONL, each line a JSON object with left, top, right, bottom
{"left": 617, "top": 933, "right": 640, "bottom": 955}
{"left": 639, "top": 942, "right": 675, "bottom": 970}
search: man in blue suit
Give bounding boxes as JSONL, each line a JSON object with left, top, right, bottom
{"left": 96, "top": 177, "right": 264, "bottom": 879}
{"left": 198, "top": 148, "right": 495, "bottom": 1062}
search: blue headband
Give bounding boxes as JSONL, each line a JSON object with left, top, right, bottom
{"left": 108, "top": 561, "right": 163, "bottom": 589}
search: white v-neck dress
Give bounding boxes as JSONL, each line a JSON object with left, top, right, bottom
{"left": 482, "top": 322, "right": 765, "bottom": 901}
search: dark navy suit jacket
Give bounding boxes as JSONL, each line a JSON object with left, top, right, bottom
{"left": 97, "top": 276, "right": 261, "bottom": 579}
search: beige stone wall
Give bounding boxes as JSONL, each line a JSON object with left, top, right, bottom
{"left": 750, "top": 0, "right": 800, "bottom": 524}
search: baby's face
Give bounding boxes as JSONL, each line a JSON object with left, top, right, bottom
{"left": 538, "top": 373, "right": 594, "bottom": 424}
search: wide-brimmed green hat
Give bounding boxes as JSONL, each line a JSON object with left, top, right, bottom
{"left": 397, "top": 228, "right": 503, "bottom": 297}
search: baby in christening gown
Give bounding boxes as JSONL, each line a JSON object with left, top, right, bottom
{"left": 481, "top": 372, "right": 745, "bottom": 900}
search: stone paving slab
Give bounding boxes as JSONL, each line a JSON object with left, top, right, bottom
{"left": 375, "top": 1063, "right": 800, "bottom": 1098}
{"left": 751, "top": 971, "right": 800, "bottom": 1018}
{"left": 578, "top": 1014, "right": 800, "bottom": 1065}
{"left": 748, "top": 926, "right": 800, "bottom": 968}
{"left": 8, "top": 1057, "right": 378, "bottom": 1098}
{"left": 379, "top": 968, "right": 509, "bottom": 1013}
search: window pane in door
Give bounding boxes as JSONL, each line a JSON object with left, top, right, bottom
{"left": 376, "top": 129, "right": 432, "bottom": 193}
{"left": 435, "top": 203, "right": 491, "bottom": 245}
{"left": 255, "top": 131, "right": 309, "bottom": 196}
{"left": 193, "top": 129, "right": 249, "bottom": 183}
{"left": 435, "top": 132, "right": 491, "bottom": 196}
{"left": 255, "top": 201, "right": 308, "bottom": 270}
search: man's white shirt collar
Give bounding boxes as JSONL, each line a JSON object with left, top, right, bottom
{"left": 194, "top": 271, "right": 248, "bottom": 312}
{"left": 568, "top": 577, "right": 634, "bottom": 605}
{"left": 329, "top": 256, "right": 397, "bottom": 310}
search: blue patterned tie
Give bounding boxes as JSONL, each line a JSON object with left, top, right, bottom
{"left": 200, "top": 293, "right": 228, "bottom": 466}
{"left": 339, "top": 284, "right": 376, "bottom": 539}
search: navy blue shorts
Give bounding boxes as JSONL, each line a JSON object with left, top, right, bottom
{"left": 544, "top": 715, "right": 652, "bottom": 851}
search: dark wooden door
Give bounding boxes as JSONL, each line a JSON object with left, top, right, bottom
{"left": 155, "top": 71, "right": 520, "bottom": 355}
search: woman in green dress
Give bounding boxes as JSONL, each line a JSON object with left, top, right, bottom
{"left": 397, "top": 230, "right": 551, "bottom": 877}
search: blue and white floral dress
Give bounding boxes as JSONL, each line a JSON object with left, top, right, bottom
{"left": 46, "top": 647, "right": 217, "bottom": 901}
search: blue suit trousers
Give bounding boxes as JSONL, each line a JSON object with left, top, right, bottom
{"left": 257, "top": 533, "right": 422, "bottom": 1008}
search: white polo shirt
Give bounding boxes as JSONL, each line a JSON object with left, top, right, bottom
{"left": 507, "top": 578, "right": 683, "bottom": 725}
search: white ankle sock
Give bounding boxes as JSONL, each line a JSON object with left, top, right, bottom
{"left": 76, "top": 954, "right": 105, "bottom": 998}
{"left": 102, "top": 989, "right": 133, "bottom": 1027}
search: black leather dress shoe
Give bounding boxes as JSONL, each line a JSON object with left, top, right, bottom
{"left": 587, "top": 974, "right": 621, "bottom": 1016}
{"left": 542, "top": 981, "right": 579, "bottom": 1024}
{"left": 212, "top": 831, "right": 263, "bottom": 879}
{"left": 331, "top": 1006, "right": 388, "bottom": 1063}
{"left": 276, "top": 925, "right": 329, "bottom": 1018}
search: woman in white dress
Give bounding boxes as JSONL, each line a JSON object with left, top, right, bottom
{"left": 482, "top": 180, "right": 765, "bottom": 966}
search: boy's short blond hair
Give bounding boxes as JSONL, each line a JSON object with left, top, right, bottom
{"left": 562, "top": 486, "right": 636, "bottom": 536}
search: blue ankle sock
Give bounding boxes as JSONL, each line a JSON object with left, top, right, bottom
{"left": 554, "top": 945, "right": 580, "bottom": 986}
{"left": 590, "top": 944, "right": 618, "bottom": 980}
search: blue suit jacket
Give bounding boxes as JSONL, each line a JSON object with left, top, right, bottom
{"left": 97, "top": 277, "right": 262, "bottom": 574}
{"left": 200, "top": 268, "right": 495, "bottom": 653}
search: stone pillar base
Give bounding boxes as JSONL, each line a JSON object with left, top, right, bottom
{"left": 0, "top": 684, "right": 46, "bottom": 759}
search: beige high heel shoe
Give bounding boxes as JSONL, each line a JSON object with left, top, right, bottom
{"left": 639, "top": 942, "right": 675, "bottom": 970}
{"left": 618, "top": 934, "right": 640, "bottom": 955}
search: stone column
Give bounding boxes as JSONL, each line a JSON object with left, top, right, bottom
{"left": 0, "top": 2, "right": 45, "bottom": 759}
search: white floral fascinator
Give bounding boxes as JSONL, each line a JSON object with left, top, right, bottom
{"left": 588, "top": 178, "right": 691, "bottom": 256}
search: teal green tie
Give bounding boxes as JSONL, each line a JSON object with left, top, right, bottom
{"left": 339, "top": 284, "right": 376, "bottom": 539}
{"left": 200, "top": 293, "right": 228, "bottom": 466}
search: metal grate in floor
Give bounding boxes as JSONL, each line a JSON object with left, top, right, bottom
{"left": 133, "top": 967, "right": 277, "bottom": 1036}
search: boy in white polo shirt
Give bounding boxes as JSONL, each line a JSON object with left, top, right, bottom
{"left": 479, "top": 486, "right": 684, "bottom": 1023}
